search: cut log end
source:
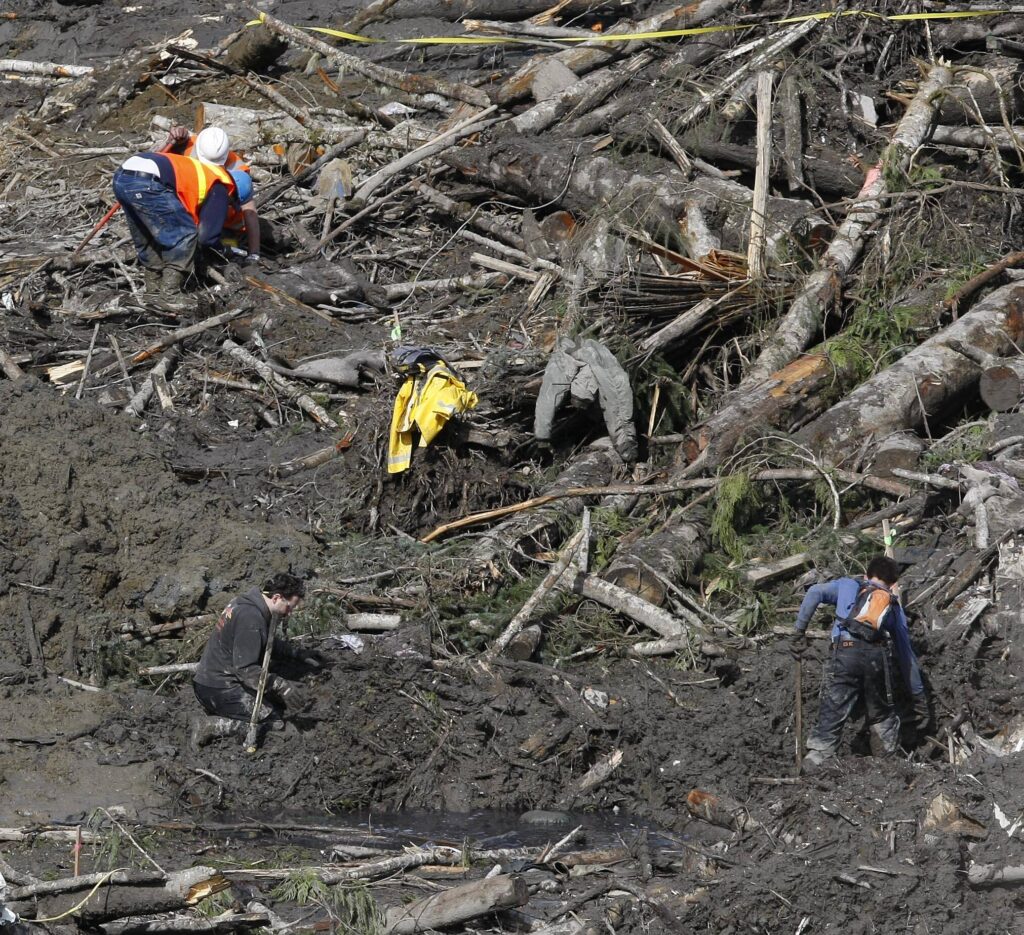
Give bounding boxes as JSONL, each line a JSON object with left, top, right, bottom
{"left": 980, "top": 363, "right": 1024, "bottom": 412}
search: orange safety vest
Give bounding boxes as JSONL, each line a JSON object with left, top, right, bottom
{"left": 163, "top": 153, "right": 236, "bottom": 224}
{"left": 183, "top": 136, "right": 251, "bottom": 174}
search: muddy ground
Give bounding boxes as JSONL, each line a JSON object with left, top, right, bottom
{"left": 4, "top": 0, "right": 1024, "bottom": 933}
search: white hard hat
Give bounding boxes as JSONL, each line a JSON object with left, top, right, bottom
{"left": 194, "top": 126, "right": 230, "bottom": 166}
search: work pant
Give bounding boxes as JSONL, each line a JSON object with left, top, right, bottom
{"left": 806, "top": 639, "right": 900, "bottom": 757}
{"left": 112, "top": 169, "right": 197, "bottom": 273}
{"left": 192, "top": 680, "right": 276, "bottom": 723}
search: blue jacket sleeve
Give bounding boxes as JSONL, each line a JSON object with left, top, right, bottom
{"left": 197, "top": 184, "right": 229, "bottom": 247}
{"left": 886, "top": 605, "right": 925, "bottom": 695}
{"left": 795, "top": 581, "right": 840, "bottom": 632}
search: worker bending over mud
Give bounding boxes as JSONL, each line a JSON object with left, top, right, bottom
{"left": 162, "top": 125, "right": 262, "bottom": 261}
{"left": 189, "top": 572, "right": 319, "bottom": 749}
{"left": 790, "top": 555, "right": 932, "bottom": 769}
{"left": 112, "top": 149, "right": 252, "bottom": 303}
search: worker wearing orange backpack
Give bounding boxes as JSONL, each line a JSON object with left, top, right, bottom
{"left": 789, "top": 555, "right": 932, "bottom": 768}
{"left": 112, "top": 149, "right": 252, "bottom": 300}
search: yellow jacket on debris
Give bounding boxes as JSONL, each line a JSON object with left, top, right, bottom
{"left": 388, "top": 362, "right": 478, "bottom": 474}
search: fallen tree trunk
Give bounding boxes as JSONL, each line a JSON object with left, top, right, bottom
{"left": 601, "top": 509, "right": 705, "bottom": 607}
{"left": 20, "top": 867, "right": 223, "bottom": 925}
{"left": 467, "top": 439, "right": 623, "bottom": 578}
{"left": 102, "top": 910, "right": 270, "bottom": 935}
{"left": 444, "top": 137, "right": 818, "bottom": 264}
{"left": 384, "top": 874, "right": 528, "bottom": 935}
{"left": 930, "top": 124, "right": 1024, "bottom": 152}
{"left": 252, "top": 8, "right": 489, "bottom": 108}
{"left": 980, "top": 357, "right": 1024, "bottom": 411}
{"left": 687, "top": 63, "right": 953, "bottom": 469}
{"left": 935, "top": 58, "right": 1023, "bottom": 124}
{"left": 680, "top": 137, "right": 861, "bottom": 196}
{"left": 797, "top": 283, "right": 1024, "bottom": 461}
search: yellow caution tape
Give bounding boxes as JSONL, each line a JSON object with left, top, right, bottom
{"left": 247, "top": 8, "right": 1007, "bottom": 47}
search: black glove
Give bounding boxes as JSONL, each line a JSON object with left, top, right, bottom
{"left": 273, "top": 678, "right": 309, "bottom": 711}
{"left": 789, "top": 631, "right": 808, "bottom": 659}
{"left": 911, "top": 693, "right": 933, "bottom": 735}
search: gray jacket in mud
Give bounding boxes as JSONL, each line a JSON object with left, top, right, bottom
{"left": 194, "top": 586, "right": 273, "bottom": 693}
{"left": 534, "top": 336, "right": 637, "bottom": 462}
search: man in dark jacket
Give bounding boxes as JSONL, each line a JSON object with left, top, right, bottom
{"left": 189, "top": 572, "right": 315, "bottom": 749}
{"left": 790, "top": 555, "right": 931, "bottom": 768}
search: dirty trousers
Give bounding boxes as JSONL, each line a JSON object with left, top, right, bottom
{"left": 193, "top": 681, "right": 274, "bottom": 723}
{"left": 112, "top": 169, "right": 198, "bottom": 273}
{"left": 805, "top": 640, "right": 900, "bottom": 757}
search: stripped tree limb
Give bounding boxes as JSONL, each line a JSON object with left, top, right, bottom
{"left": 674, "top": 20, "right": 817, "bottom": 135}
{"left": 222, "top": 340, "right": 339, "bottom": 428}
{"left": 353, "top": 106, "right": 501, "bottom": 203}
{"left": 250, "top": 8, "right": 489, "bottom": 108}
{"left": 488, "top": 528, "right": 586, "bottom": 658}
{"left": 0, "top": 58, "right": 93, "bottom": 78}
{"left": 422, "top": 469, "right": 911, "bottom": 543}
{"left": 689, "top": 63, "right": 953, "bottom": 469}
{"left": 124, "top": 348, "right": 180, "bottom": 419}
{"left": 0, "top": 347, "right": 27, "bottom": 380}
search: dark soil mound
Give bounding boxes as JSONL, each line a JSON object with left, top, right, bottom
{"left": 0, "top": 378, "right": 310, "bottom": 681}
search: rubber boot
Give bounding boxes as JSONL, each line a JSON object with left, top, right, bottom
{"left": 142, "top": 267, "right": 161, "bottom": 295}
{"left": 161, "top": 267, "right": 186, "bottom": 294}
{"left": 189, "top": 714, "right": 243, "bottom": 751}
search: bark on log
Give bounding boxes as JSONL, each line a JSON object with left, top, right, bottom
{"left": 510, "top": 50, "right": 655, "bottom": 136}
{"left": 253, "top": 8, "right": 489, "bottom": 108}
{"left": 935, "top": 59, "right": 1024, "bottom": 124}
{"left": 384, "top": 873, "right": 528, "bottom": 935}
{"left": 23, "top": 867, "right": 223, "bottom": 925}
{"left": 101, "top": 910, "right": 270, "bottom": 934}
{"left": 569, "top": 572, "right": 699, "bottom": 641}
{"left": 0, "top": 58, "right": 93, "bottom": 78}
{"left": 468, "top": 440, "right": 623, "bottom": 577}
{"left": 601, "top": 511, "right": 705, "bottom": 607}
{"left": 444, "top": 138, "right": 818, "bottom": 264}
{"left": 872, "top": 433, "right": 925, "bottom": 479}
{"left": 491, "top": 0, "right": 741, "bottom": 107}
{"left": 930, "top": 124, "right": 1024, "bottom": 153}
{"left": 688, "top": 64, "right": 953, "bottom": 470}
{"left": 797, "top": 283, "right": 1024, "bottom": 461}
{"left": 222, "top": 340, "right": 339, "bottom": 428}
{"left": 980, "top": 358, "right": 1024, "bottom": 411}
{"left": 681, "top": 138, "right": 861, "bottom": 196}
{"left": 967, "top": 863, "right": 1024, "bottom": 887}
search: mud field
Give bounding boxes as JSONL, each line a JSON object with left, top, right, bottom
{"left": 4, "top": 1, "right": 1024, "bottom": 933}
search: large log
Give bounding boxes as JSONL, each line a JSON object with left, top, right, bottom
{"left": 20, "top": 867, "right": 224, "bottom": 925}
{"left": 444, "top": 137, "right": 818, "bottom": 264}
{"left": 468, "top": 439, "right": 623, "bottom": 577}
{"left": 980, "top": 358, "right": 1024, "bottom": 411}
{"left": 797, "top": 283, "right": 1024, "bottom": 461}
{"left": 686, "top": 63, "right": 953, "bottom": 469}
{"left": 680, "top": 137, "right": 861, "bottom": 196}
{"left": 384, "top": 874, "right": 528, "bottom": 935}
{"left": 935, "top": 58, "right": 1023, "bottom": 124}
{"left": 601, "top": 510, "right": 705, "bottom": 607}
